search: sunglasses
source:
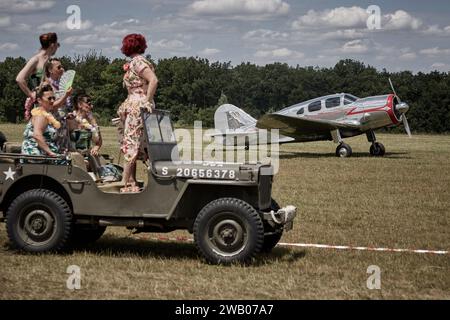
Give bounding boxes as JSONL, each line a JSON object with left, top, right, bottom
{"left": 44, "top": 96, "right": 56, "bottom": 102}
{"left": 57, "top": 65, "right": 64, "bottom": 70}
{"left": 83, "top": 99, "right": 92, "bottom": 105}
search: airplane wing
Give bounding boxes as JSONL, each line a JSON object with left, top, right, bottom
{"left": 257, "top": 114, "right": 361, "bottom": 139}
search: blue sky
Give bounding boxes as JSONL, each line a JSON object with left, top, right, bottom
{"left": 0, "top": 0, "right": 449, "bottom": 72}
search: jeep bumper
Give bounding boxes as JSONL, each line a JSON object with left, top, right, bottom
{"left": 263, "top": 205, "right": 297, "bottom": 231}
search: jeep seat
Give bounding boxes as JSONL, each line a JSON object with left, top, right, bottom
{"left": 3, "top": 142, "right": 22, "bottom": 154}
{"left": 69, "top": 152, "right": 88, "bottom": 172}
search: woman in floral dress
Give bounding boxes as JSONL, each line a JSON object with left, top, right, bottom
{"left": 22, "top": 84, "right": 61, "bottom": 157}
{"left": 118, "top": 33, "right": 158, "bottom": 193}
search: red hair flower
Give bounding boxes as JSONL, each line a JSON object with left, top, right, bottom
{"left": 123, "top": 63, "right": 130, "bottom": 72}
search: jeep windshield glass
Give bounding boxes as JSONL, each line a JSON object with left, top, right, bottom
{"left": 145, "top": 112, "right": 176, "bottom": 143}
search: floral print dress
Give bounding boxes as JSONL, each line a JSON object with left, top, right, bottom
{"left": 118, "top": 55, "right": 155, "bottom": 162}
{"left": 21, "top": 108, "right": 60, "bottom": 156}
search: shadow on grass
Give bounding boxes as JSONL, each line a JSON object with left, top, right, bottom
{"left": 278, "top": 151, "right": 411, "bottom": 160}
{"left": 71, "top": 235, "right": 198, "bottom": 260}
{"left": 3, "top": 235, "right": 307, "bottom": 265}
{"left": 70, "top": 235, "right": 307, "bottom": 266}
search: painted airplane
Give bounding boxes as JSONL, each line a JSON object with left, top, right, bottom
{"left": 212, "top": 80, "right": 411, "bottom": 157}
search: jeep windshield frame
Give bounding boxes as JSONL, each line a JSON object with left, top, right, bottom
{"left": 142, "top": 110, "right": 180, "bottom": 163}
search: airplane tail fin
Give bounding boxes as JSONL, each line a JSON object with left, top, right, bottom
{"left": 214, "top": 104, "right": 257, "bottom": 132}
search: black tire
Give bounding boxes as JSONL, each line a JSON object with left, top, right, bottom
{"left": 6, "top": 189, "right": 72, "bottom": 252}
{"left": 262, "top": 199, "right": 283, "bottom": 253}
{"left": 71, "top": 225, "right": 106, "bottom": 246}
{"left": 336, "top": 143, "right": 352, "bottom": 158}
{"left": 193, "top": 198, "right": 264, "bottom": 265}
{"left": 370, "top": 142, "right": 386, "bottom": 156}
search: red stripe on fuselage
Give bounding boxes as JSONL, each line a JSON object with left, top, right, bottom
{"left": 345, "top": 94, "right": 399, "bottom": 125}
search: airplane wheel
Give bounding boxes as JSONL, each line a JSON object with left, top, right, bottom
{"left": 370, "top": 142, "right": 385, "bottom": 156}
{"left": 336, "top": 143, "right": 352, "bottom": 158}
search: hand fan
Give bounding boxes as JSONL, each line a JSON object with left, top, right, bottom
{"left": 55, "top": 70, "right": 76, "bottom": 98}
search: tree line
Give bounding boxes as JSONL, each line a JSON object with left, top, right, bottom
{"left": 0, "top": 52, "right": 449, "bottom": 132}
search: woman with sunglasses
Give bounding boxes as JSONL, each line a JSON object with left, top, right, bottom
{"left": 70, "top": 94, "right": 102, "bottom": 156}
{"left": 45, "top": 58, "right": 73, "bottom": 152}
{"left": 21, "top": 84, "right": 61, "bottom": 157}
{"left": 16, "top": 33, "right": 60, "bottom": 120}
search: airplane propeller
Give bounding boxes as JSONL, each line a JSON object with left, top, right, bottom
{"left": 389, "top": 78, "right": 411, "bottom": 138}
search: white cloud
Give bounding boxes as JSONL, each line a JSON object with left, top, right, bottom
{"left": 430, "top": 63, "right": 450, "bottom": 71}
{"left": 109, "top": 19, "right": 140, "bottom": 27}
{"left": 187, "top": 0, "right": 290, "bottom": 19}
{"left": 292, "top": 6, "right": 368, "bottom": 29}
{"left": 422, "top": 25, "right": 450, "bottom": 36}
{"left": 153, "top": 39, "right": 190, "bottom": 51}
{"left": 399, "top": 52, "right": 417, "bottom": 60}
{"left": 420, "top": 47, "right": 450, "bottom": 56}
{"left": 38, "top": 19, "right": 93, "bottom": 32}
{"left": 383, "top": 10, "right": 422, "bottom": 30}
{"left": 0, "top": 42, "right": 19, "bottom": 51}
{"left": 292, "top": 7, "right": 422, "bottom": 31}
{"left": 12, "top": 22, "right": 31, "bottom": 31}
{"left": 64, "top": 33, "right": 117, "bottom": 45}
{"left": 0, "top": 16, "right": 11, "bottom": 28}
{"left": 62, "top": 20, "right": 136, "bottom": 46}
{"left": 339, "top": 39, "right": 369, "bottom": 54}
{"left": 255, "top": 47, "right": 304, "bottom": 59}
{"left": 0, "top": 0, "right": 55, "bottom": 14}
{"left": 199, "top": 48, "right": 221, "bottom": 56}
{"left": 243, "top": 29, "right": 289, "bottom": 42}
{"left": 320, "top": 29, "right": 365, "bottom": 41}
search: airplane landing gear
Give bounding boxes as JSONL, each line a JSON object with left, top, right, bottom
{"left": 366, "top": 130, "right": 385, "bottom": 157}
{"left": 332, "top": 130, "right": 352, "bottom": 157}
{"left": 370, "top": 142, "right": 385, "bottom": 156}
{"left": 336, "top": 143, "right": 352, "bottom": 158}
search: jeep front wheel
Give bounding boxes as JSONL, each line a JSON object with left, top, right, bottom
{"left": 193, "top": 198, "right": 264, "bottom": 264}
{"left": 6, "top": 189, "right": 72, "bottom": 252}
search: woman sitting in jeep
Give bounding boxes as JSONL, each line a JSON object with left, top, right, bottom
{"left": 21, "top": 84, "right": 61, "bottom": 157}
{"left": 70, "top": 94, "right": 102, "bottom": 156}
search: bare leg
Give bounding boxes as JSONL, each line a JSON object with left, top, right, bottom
{"left": 121, "top": 160, "right": 133, "bottom": 188}
{"left": 131, "top": 162, "right": 137, "bottom": 184}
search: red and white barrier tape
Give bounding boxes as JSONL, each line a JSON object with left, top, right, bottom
{"left": 131, "top": 235, "right": 449, "bottom": 255}
{"left": 277, "top": 242, "right": 449, "bottom": 255}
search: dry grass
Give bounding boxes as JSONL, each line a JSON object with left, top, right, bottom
{"left": 0, "top": 124, "right": 449, "bottom": 299}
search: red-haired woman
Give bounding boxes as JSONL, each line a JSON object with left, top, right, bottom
{"left": 118, "top": 33, "right": 158, "bottom": 193}
{"left": 16, "top": 33, "right": 60, "bottom": 120}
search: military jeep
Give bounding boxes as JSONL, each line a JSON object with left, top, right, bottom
{"left": 0, "top": 110, "right": 296, "bottom": 264}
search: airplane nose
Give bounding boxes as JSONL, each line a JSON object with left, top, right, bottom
{"left": 395, "top": 102, "right": 409, "bottom": 114}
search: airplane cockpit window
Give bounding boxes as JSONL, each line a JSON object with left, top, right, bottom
{"left": 308, "top": 101, "right": 322, "bottom": 112}
{"left": 296, "top": 107, "right": 304, "bottom": 115}
{"left": 325, "top": 97, "right": 341, "bottom": 108}
{"left": 344, "top": 94, "right": 358, "bottom": 105}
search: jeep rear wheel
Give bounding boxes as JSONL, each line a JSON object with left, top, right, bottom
{"left": 193, "top": 198, "right": 264, "bottom": 265}
{"left": 6, "top": 189, "right": 72, "bottom": 252}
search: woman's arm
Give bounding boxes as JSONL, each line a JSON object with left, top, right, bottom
{"left": 141, "top": 67, "right": 158, "bottom": 104}
{"left": 90, "top": 126, "right": 102, "bottom": 156}
{"left": 16, "top": 56, "right": 38, "bottom": 98}
{"left": 32, "top": 116, "right": 57, "bottom": 156}
{"left": 52, "top": 87, "right": 73, "bottom": 110}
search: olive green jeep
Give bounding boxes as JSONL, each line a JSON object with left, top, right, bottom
{"left": 0, "top": 110, "right": 296, "bottom": 264}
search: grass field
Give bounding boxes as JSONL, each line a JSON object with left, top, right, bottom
{"left": 0, "top": 124, "right": 449, "bottom": 299}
